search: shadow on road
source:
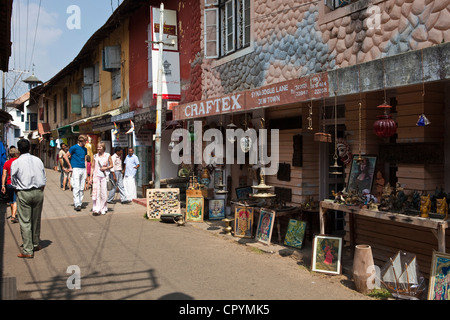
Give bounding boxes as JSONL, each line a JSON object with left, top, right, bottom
{"left": 19, "top": 268, "right": 160, "bottom": 300}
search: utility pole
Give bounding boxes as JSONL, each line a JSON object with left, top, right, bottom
{"left": 147, "top": 3, "right": 175, "bottom": 189}
{"left": 154, "top": 3, "right": 164, "bottom": 189}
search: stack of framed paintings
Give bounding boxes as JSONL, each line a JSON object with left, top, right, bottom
{"left": 255, "top": 208, "right": 276, "bottom": 245}
{"left": 186, "top": 190, "right": 204, "bottom": 222}
{"left": 311, "top": 235, "right": 343, "bottom": 275}
{"left": 284, "top": 219, "right": 307, "bottom": 249}
{"left": 234, "top": 206, "right": 254, "bottom": 238}
{"left": 146, "top": 188, "right": 181, "bottom": 219}
{"left": 208, "top": 199, "right": 225, "bottom": 220}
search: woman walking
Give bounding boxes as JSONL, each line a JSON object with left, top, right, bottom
{"left": 89, "top": 142, "right": 113, "bottom": 215}
{"left": 2, "top": 147, "right": 20, "bottom": 223}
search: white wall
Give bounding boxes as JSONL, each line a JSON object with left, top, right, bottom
{"left": 161, "top": 129, "right": 179, "bottom": 179}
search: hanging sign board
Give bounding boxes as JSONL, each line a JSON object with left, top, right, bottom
{"left": 172, "top": 73, "right": 329, "bottom": 120}
{"left": 150, "top": 6, "right": 181, "bottom": 100}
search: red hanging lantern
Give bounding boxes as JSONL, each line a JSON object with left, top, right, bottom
{"left": 373, "top": 103, "right": 397, "bottom": 138}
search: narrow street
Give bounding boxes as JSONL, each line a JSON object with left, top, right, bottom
{"left": 1, "top": 168, "right": 371, "bottom": 303}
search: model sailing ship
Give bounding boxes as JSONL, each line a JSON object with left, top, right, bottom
{"left": 381, "top": 251, "right": 427, "bottom": 299}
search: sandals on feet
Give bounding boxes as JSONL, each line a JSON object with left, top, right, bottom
{"left": 11, "top": 216, "right": 19, "bottom": 223}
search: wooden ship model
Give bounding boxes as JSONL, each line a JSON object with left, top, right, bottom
{"left": 380, "top": 251, "right": 426, "bottom": 299}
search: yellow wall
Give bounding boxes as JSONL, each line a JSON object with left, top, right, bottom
{"left": 40, "top": 18, "right": 130, "bottom": 129}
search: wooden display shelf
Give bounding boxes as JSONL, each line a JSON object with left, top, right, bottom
{"left": 319, "top": 200, "right": 448, "bottom": 253}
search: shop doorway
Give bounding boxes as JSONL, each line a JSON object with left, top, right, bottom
{"left": 135, "top": 145, "right": 152, "bottom": 198}
{"left": 319, "top": 104, "right": 346, "bottom": 234}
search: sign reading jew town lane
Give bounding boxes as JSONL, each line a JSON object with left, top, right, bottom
{"left": 246, "top": 73, "right": 329, "bottom": 110}
{"left": 173, "top": 73, "right": 329, "bottom": 120}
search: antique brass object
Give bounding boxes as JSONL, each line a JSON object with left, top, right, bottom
{"left": 222, "top": 218, "right": 234, "bottom": 235}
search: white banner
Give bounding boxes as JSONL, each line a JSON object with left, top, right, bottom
{"left": 151, "top": 50, "right": 181, "bottom": 100}
{"left": 150, "top": 6, "right": 181, "bottom": 100}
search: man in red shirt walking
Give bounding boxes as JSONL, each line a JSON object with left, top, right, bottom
{"left": 2, "top": 147, "right": 20, "bottom": 223}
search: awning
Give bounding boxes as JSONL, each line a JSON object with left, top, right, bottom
{"left": 38, "top": 122, "right": 51, "bottom": 135}
{"left": 0, "top": 109, "right": 13, "bottom": 123}
{"left": 70, "top": 108, "right": 121, "bottom": 127}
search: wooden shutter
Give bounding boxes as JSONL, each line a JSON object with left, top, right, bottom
{"left": 71, "top": 94, "right": 82, "bottom": 114}
{"left": 82, "top": 86, "right": 92, "bottom": 107}
{"left": 204, "top": 8, "right": 219, "bottom": 58}
{"left": 83, "top": 66, "right": 94, "bottom": 85}
{"left": 112, "top": 70, "right": 121, "bottom": 100}
{"left": 103, "top": 45, "right": 121, "bottom": 71}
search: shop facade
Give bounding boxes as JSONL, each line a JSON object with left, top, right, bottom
{"left": 169, "top": 0, "right": 450, "bottom": 279}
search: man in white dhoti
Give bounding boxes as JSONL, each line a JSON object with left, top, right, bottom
{"left": 123, "top": 148, "right": 140, "bottom": 201}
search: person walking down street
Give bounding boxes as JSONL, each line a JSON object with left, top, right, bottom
{"left": 11, "top": 139, "right": 47, "bottom": 259}
{"left": 2, "top": 147, "right": 20, "bottom": 223}
{"left": 89, "top": 142, "right": 113, "bottom": 215}
{"left": 59, "top": 143, "right": 72, "bottom": 191}
{"left": 123, "top": 148, "right": 140, "bottom": 201}
{"left": 107, "top": 147, "right": 129, "bottom": 204}
{"left": 64, "top": 135, "right": 88, "bottom": 212}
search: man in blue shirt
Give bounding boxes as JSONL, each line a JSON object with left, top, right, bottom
{"left": 123, "top": 147, "right": 140, "bottom": 201}
{"left": 64, "top": 135, "right": 88, "bottom": 211}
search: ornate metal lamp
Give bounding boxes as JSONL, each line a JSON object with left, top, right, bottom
{"left": 251, "top": 118, "right": 275, "bottom": 199}
{"left": 374, "top": 59, "right": 397, "bottom": 138}
{"left": 329, "top": 94, "right": 342, "bottom": 175}
{"left": 373, "top": 103, "right": 397, "bottom": 138}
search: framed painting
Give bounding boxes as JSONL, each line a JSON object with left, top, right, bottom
{"left": 235, "top": 186, "right": 252, "bottom": 200}
{"left": 428, "top": 251, "right": 450, "bottom": 300}
{"left": 208, "top": 198, "right": 225, "bottom": 220}
{"left": 234, "top": 206, "right": 254, "bottom": 238}
{"left": 284, "top": 219, "right": 307, "bottom": 249}
{"left": 186, "top": 196, "right": 204, "bottom": 222}
{"left": 311, "top": 235, "right": 342, "bottom": 275}
{"left": 214, "top": 169, "right": 223, "bottom": 188}
{"left": 255, "top": 208, "right": 276, "bottom": 245}
{"left": 347, "top": 155, "right": 377, "bottom": 194}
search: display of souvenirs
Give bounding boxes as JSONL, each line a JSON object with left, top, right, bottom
{"left": 420, "top": 194, "right": 431, "bottom": 218}
{"left": 146, "top": 188, "right": 181, "bottom": 219}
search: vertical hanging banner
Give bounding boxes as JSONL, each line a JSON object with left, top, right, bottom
{"left": 150, "top": 6, "right": 181, "bottom": 100}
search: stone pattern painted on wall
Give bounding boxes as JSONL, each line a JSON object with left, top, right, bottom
{"left": 195, "top": 0, "right": 450, "bottom": 101}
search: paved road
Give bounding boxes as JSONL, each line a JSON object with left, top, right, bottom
{"left": 1, "top": 168, "right": 370, "bottom": 303}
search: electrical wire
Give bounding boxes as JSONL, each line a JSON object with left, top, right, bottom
{"left": 28, "top": 0, "right": 42, "bottom": 72}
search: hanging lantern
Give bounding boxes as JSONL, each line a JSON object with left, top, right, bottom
{"left": 373, "top": 103, "right": 397, "bottom": 138}
{"left": 416, "top": 114, "right": 431, "bottom": 126}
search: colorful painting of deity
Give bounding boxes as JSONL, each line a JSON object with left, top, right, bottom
{"left": 255, "top": 208, "right": 275, "bottom": 245}
{"left": 209, "top": 199, "right": 225, "bottom": 220}
{"left": 186, "top": 196, "right": 204, "bottom": 222}
{"left": 428, "top": 251, "right": 450, "bottom": 300}
{"left": 311, "top": 235, "right": 342, "bottom": 275}
{"left": 284, "top": 219, "right": 307, "bottom": 249}
{"left": 234, "top": 206, "right": 254, "bottom": 238}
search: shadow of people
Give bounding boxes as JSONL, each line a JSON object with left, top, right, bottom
{"left": 158, "top": 292, "right": 194, "bottom": 300}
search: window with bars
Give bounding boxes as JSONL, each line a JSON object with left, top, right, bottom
{"left": 324, "top": 0, "right": 358, "bottom": 10}
{"left": 204, "top": 0, "right": 251, "bottom": 59}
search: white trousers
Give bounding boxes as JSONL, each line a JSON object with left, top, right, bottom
{"left": 71, "top": 168, "right": 87, "bottom": 208}
{"left": 123, "top": 176, "right": 137, "bottom": 200}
